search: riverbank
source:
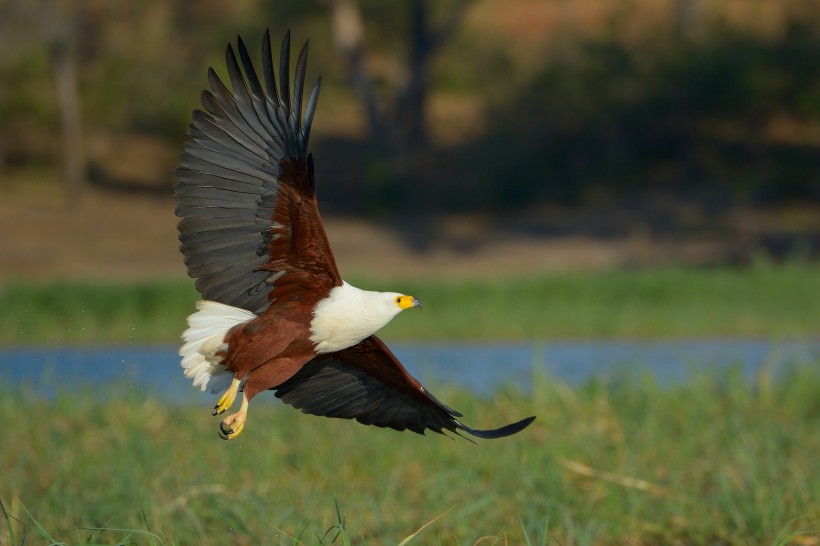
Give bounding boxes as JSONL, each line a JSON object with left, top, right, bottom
{"left": 1, "top": 262, "right": 818, "bottom": 345}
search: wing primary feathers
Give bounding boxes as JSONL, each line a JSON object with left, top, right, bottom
{"left": 202, "top": 76, "right": 267, "bottom": 154}
{"left": 176, "top": 28, "right": 341, "bottom": 311}
{"left": 225, "top": 44, "right": 268, "bottom": 141}
{"left": 420, "top": 387, "right": 463, "bottom": 417}
{"left": 291, "top": 40, "right": 309, "bottom": 136}
{"left": 279, "top": 30, "right": 291, "bottom": 110}
{"left": 261, "top": 29, "right": 279, "bottom": 103}
{"left": 260, "top": 29, "right": 292, "bottom": 150}
{"left": 225, "top": 45, "right": 252, "bottom": 106}
{"left": 236, "top": 35, "right": 264, "bottom": 99}
{"left": 203, "top": 69, "right": 265, "bottom": 151}
{"left": 456, "top": 416, "right": 537, "bottom": 439}
{"left": 303, "top": 77, "right": 321, "bottom": 145}
{"left": 234, "top": 38, "right": 281, "bottom": 142}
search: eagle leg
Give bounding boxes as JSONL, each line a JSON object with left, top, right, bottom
{"left": 212, "top": 376, "right": 241, "bottom": 416}
{"left": 219, "top": 392, "right": 249, "bottom": 440}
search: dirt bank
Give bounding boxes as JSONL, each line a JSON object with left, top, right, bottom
{"left": 1, "top": 185, "right": 817, "bottom": 283}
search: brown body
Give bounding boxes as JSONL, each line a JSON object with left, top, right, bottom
{"left": 221, "top": 302, "right": 320, "bottom": 401}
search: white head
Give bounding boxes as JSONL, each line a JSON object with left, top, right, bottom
{"left": 310, "top": 282, "right": 422, "bottom": 354}
{"left": 351, "top": 290, "right": 422, "bottom": 332}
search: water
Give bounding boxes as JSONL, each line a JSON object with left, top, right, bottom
{"left": 1, "top": 339, "right": 817, "bottom": 402}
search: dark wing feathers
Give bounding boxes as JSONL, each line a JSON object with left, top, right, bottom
{"left": 175, "top": 29, "right": 338, "bottom": 314}
{"left": 274, "top": 336, "right": 536, "bottom": 440}
{"left": 278, "top": 31, "right": 291, "bottom": 112}
{"left": 187, "top": 119, "right": 265, "bottom": 165}
{"left": 236, "top": 36, "right": 264, "bottom": 99}
{"left": 262, "top": 30, "right": 279, "bottom": 101}
{"left": 303, "top": 77, "right": 321, "bottom": 145}
{"left": 290, "top": 42, "right": 309, "bottom": 135}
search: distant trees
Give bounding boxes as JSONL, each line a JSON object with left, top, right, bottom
{"left": 1, "top": 0, "right": 818, "bottom": 212}
{"left": 2, "top": 0, "right": 86, "bottom": 202}
{"left": 51, "top": 5, "right": 85, "bottom": 204}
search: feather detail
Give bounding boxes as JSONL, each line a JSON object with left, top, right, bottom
{"left": 174, "top": 28, "right": 329, "bottom": 316}
{"left": 179, "top": 300, "right": 257, "bottom": 393}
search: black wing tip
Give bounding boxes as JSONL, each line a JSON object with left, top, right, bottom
{"left": 458, "top": 415, "right": 536, "bottom": 440}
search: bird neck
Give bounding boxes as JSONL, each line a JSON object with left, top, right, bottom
{"left": 309, "top": 282, "right": 400, "bottom": 354}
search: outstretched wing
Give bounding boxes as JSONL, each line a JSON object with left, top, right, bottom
{"left": 273, "top": 335, "right": 536, "bottom": 439}
{"left": 175, "top": 30, "right": 340, "bottom": 314}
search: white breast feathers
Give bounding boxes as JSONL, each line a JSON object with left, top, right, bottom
{"left": 310, "top": 281, "right": 405, "bottom": 354}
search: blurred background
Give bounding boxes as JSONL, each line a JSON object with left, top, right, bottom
{"left": 1, "top": 3, "right": 819, "bottom": 544}
{"left": 1, "top": 0, "right": 818, "bottom": 283}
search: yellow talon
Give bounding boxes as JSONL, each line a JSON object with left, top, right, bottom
{"left": 218, "top": 393, "right": 249, "bottom": 440}
{"left": 212, "top": 377, "right": 241, "bottom": 416}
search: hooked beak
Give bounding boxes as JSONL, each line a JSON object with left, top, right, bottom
{"left": 411, "top": 297, "right": 422, "bottom": 309}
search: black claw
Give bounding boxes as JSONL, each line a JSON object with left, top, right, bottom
{"left": 218, "top": 421, "right": 233, "bottom": 440}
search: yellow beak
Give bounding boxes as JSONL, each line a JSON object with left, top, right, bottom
{"left": 398, "top": 295, "right": 422, "bottom": 310}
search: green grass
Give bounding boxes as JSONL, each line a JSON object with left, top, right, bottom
{"left": 1, "top": 366, "right": 818, "bottom": 545}
{"left": 1, "top": 262, "right": 818, "bottom": 345}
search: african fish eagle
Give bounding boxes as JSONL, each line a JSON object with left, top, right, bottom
{"left": 173, "top": 29, "right": 535, "bottom": 440}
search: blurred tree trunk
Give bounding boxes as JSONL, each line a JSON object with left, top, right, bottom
{"left": 51, "top": 18, "right": 86, "bottom": 204}
{"left": 398, "top": 0, "right": 473, "bottom": 154}
{"left": 1, "top": 0, "right": 86, "bottom": 202}
{"left": 673, "top": 0, "right": 699, "bottom": 39}
{"left": 396, "top": 0, "right": 433, "bottom": 152}
{"left": 329, "top": 0, "right": 474, "bottom": 155}
{"left": 330, "top": 0, "right": 387, "bottom": 141}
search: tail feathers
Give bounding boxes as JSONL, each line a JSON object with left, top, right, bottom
{"left": 179, "top": 300, "right": 257, "bottom": 393}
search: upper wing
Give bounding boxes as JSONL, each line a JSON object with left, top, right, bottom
{"left": 175, "top": 30, "right": 341, "bottom": 314}
{"left": 273, "top": 335, "right": 536, "bottom": 439}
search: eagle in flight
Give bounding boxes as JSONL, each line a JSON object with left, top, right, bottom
{"left": 174, "top": 29, "right": 535, "bottom": 441}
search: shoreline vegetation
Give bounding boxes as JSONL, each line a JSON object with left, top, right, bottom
{"left": 1, "top": 365, "right": 818, "bottom": 545}
{"left": 1, "top": 262, "right": 818, "bottom": 345}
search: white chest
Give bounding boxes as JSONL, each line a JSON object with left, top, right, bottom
{"left": 309, "top": 282, "right": 402, "bottom": 354}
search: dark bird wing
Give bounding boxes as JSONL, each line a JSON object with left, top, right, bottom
{"left": 273, "top": 335, "right": 536, "bottom": 439}
{"left": 175, "top": 30, "right": 339, "bottom": 314}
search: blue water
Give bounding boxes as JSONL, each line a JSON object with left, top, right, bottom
{"left": 1, "top": 339, "right": 817, "bottom": 402}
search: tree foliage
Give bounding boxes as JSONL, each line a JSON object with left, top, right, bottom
{"left": 1, "top": 0, "right": 818, "bottom": 212}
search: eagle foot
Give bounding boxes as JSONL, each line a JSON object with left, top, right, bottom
{"left": 218, "top": 393, "right": 248, "bottom": 440}
{"left": 212, "top": 377, "right": 241, "bottom": 416}
{"left": 219, "top": 416, "right": 245, "bottom": 440}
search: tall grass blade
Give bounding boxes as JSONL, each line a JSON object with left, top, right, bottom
{"left": 0, "top": 497, "right": 17, "bottom": 546}
{"left": 396, "top": 504, "right": 457, "bottom": 546}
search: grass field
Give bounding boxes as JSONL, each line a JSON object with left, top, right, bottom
{"left": 1, "top": 262, "right": 819, "bottom": 345}
{"left": 1, "top": 365, "right": 818, "bottom": 546}
{"left": 1, "top": 263, "right": 818, "bottom": 544}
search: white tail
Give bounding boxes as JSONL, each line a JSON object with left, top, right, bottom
{"left": 179, "top": 300, "right": 257, "bottom": 393}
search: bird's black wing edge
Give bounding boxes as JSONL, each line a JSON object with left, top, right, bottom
{"left": 272, "top": 343, "right": 536, "bottom": 441}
